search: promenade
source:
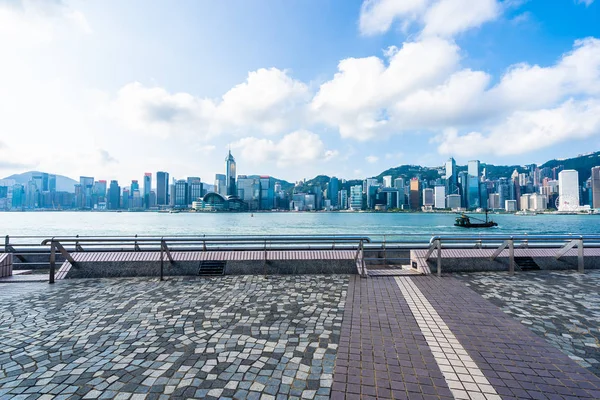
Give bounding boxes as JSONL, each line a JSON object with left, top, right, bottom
{"left": 1, "top": 272, "right": 599, "bottom": 399}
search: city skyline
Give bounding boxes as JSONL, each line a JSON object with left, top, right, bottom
{"left": 1, "top": 0, "right": 600, "bottom": 184}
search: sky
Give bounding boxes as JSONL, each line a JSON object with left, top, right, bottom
{"left": 0, "top": 0, "right": 599, "bottom": 186}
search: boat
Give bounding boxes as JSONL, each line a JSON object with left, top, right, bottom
{"left": 515, "top": 210, "right": 537, "bottom": 216}
{"left": 454, "top": 210, "right": 498, "bottom": 228}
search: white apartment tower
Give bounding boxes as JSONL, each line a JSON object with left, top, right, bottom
{"left": 558, "top": 170, "right": 580, "bottom": 212}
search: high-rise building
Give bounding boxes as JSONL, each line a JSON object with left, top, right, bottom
{"left": 421, "top": 188, "right": 433, "bottom": 207}
{"left": 174, "top": 180, "right": 188, "bottom": 206}
{"left": 445, "top": 157, "right": 457, "bottom": 195}
{"left": 591, "top": 166, "right": 600, "bottom": 209}
{"left": 447, "top": 194, "right": 461, "bottom": 209}
{"left": 329, "top": 177, "right": 339, "bottom": 207}
{"left": 187, "top": 177, "right": 203, "bottom": 204}
{"left": 48, "top": 174, "right": 56, "bottom": 192}
{"left": 339, "top": 190, "right": 348, "bottom": 210}
{"left": 143, "top": 173, "right": 152, "bottom": 209}
{"left": 121, "top": 188, "right": 130, "bottom": 209}
{"left": 468, "top": 160, "right": 480, "bottom": 179}
{"left": 505, "top": 200, "right": 517, "bottom": 212}
{"left": 214, "top": 174, "right": 226, "bottom": 196}
{"left": 434, "top": 186, "right": 445, "bottom": 209}
{"left": 225, "top": 150, "right": 237, "bottom": 196}
{"left": 259, "top": 176, "right": 274, "bottom": 210}
{"left": 237, "top": 175, "right": 260, "bottom": 209}
{"left": 409, "top": 178, "right": 421, "bottom": 210}
{"left": 131, "top": 180, "right": 139, "bottom": 193}
{"left": 108, "top": 180, "right": 120, "bottom": 210}
{"left": 79, "top": 176, "right": 94, "bottom": 209}
{"left": 350, "top": 185, "right": 362, "bottom": 210}
{"left": 156, "top": 171, "right": 169, "bottom": 205}
{"left": 558, "top": 170, "right": 580, "bottom": 212}
{"left": 383, "top": 175, "right": 392, "bottom": 188}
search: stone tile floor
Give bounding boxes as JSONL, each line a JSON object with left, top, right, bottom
{"left": 0, "top": 275, "right": 348, "bottom": 399}
{"left": 457, "top": 270, "right": 600, "bottom": 377}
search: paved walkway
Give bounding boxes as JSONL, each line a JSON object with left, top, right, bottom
{"left": 1, "top": 273, "right": 600, "bottom": 399}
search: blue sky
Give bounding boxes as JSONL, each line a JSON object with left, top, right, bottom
{"left": 0, "top": 0, "right": 599, "bottom": 185}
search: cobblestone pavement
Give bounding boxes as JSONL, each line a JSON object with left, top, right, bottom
{"left": 457, "top": 270, "right": 600, "bottom": 377}
{"left": 0, "top": 275, "right": 348, "bottom": 399}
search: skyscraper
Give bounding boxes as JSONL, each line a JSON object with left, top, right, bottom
{"left": 225, "top": 150, "right": 237, "bottom": 197}
{"left": 383, "top": 176, "right": 392, "bottom": 188}
{"left": 467, "top": 160, "right": 481, "bottom": 209}
{"left": 409, "top": 178, "right": 421, "bottom": 210}
{"left": 48, "top": 174, "right": 56, "bottom": 192}
{"left": 591, "top": 166, "right": 600, "bottom": 209}
{"left": 174, "top": 180, "right": 188, "bottom": 206}
{"left": 156, "top": 171, "right": 169, "bottom": 205}
{"left": 143, "top": 173, "right": 151, "bottom": 209}
{"left": 434, "top": 186, "right": 446, "bottom": 209}
{"left": 445, "top": 157, "right": 457, "bottom": 195}
{"left": 187, "top": 177, "right": 203, "bottom": 204}
{"left": 108, "top": 180, "right": 120, "bottom": 210}
{"left": 558, "top": 170, "right": 580, "bottom": 212}
{"left": 329, "top": 177, "right": 339, "bottom": 207}
{"left": 349, "top": 185, "right": 362, "bottom": 210}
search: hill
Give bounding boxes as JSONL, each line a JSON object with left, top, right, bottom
{"left": 246, "top": 175, "right": 295, "bottom": 191}
{"left": 2, "top": 171, "right": 77, "bottom": 192}
{"left": 541, "top": 151, "right": 600, "bottom": 184}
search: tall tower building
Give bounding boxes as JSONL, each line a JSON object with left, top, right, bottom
{"left": 143, "top": 173, "right": 151, "bottom": 208}
{"left": 108, "top": 180, "right": 121, "bottom": 210}
{"left": 329, "top": 177, "right": 339, "bottom": 207}
{"left": 445, "top": 157, "right": 457, "bottom": 195}
{"left": 156, "top": 171, "right": 169, "bottom": 205}
{"left": 558, "top": 170, "right": 580, "bottom": 212}
{"left": 409, "top": 178, "right": 421, "bottom": 210}
{"left": 591, "top": 167, "right": 600, "bottom": 208}
{"left": 225, "top": 150, "right": 237, "bottom": 197}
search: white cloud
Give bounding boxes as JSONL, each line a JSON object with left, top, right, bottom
{"left": 422, "top": 0, "right": 500, "bottom": 37}
{"left": 359, "top": 0, "right": 427, "bottom": 36}
{"left": 109, "top": 68, "right": 309, "bottom": 139}
{"left": 358, "top": 0, "right": 502, "bottom": 38}
{"left": 576, "top": 0, "right": 594, "bottom": 6}
{"left": 232, "top": 130, "right": 336, "bottom": 168}
{"left": 366, "top": 155, "right": 379, "bottom": 163}
{"left": 435, "top": 99, "right": 600, "bottom": 156}
{"left": 311, "top": 37, "right": 460, "bottom": 140}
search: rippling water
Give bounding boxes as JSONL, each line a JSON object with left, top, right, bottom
{"left": 0, "top": 211, "right": 598, "bottom": 241}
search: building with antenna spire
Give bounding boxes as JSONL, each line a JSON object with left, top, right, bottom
{"left": 225, "top": 149, "right": 237, "bottom": 197}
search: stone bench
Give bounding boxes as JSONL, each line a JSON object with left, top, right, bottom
{"left": 0, "top": 253, "right": 12, "bottom": 278}
{"left": 56, "top": 250, "right": 361, "bottom": 279}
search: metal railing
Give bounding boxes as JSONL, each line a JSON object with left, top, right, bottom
{"left": 426, "top": 234, "right": 600, "bottom": 277}
{"left": 39, "top": 235, "right": 372, "bottom": 283}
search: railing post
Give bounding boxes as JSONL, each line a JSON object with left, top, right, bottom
{"left": 509, "top": 238, "right": 515, "bottom": 275}
{"left": 437, "top": 239, "right": 442, "bottom": 277}
{"left": 383, "top": 235, "right": 387, "bottom": 266}
{"left": 160, "top": 239, "right": 164, "bottom": 281}
{"left": 578, "top": 238, "right": 584, "bottom": 274}
{"left": 49, "top": 240, "right": 56, "bottom": 284}
{"left": 361, "top": 240, "right": 366, "bottom": 277}
{"left": 4, "top": 235, "right": 9, "bottom": 253}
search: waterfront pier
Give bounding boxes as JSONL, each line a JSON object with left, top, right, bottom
{"left": 1, "top": 234, "right": 600, "bottom": 399}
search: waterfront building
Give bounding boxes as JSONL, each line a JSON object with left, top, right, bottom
{"left": 187, "top": 177, "right": 203, "bottom": 205}
{"left": 237, "top": 175, "right": 260, "bottom": 210}
{"left": 558, "top": 170, "right": 580, "bottom": 212}
{"left": 488, "top": 193, "right": 500, "bottom": 209}
{"left": 339, "top": 190, "right": 348, "bottom": 210}
{"left": 530, "top": 193, "right": 548, "bottom": 211}
{"left": 156, "top": 171, "right": 169, "bottom": 205}
{"left": 457, "top": 171, "right": 468, "bottom": 208}
{"left": 48, "top": 174, "right": 56, "bottom": 192}
{"left": 121, "top": 188, "right": 129, "bottom": 209}
{"left": 350, "top": 185, "right": 363, "bottom": 210}
{"left": 174, "top": 180, "right": 188, "bottom": 207}
{"left": 592, "top": 166, "right": 600, "bottom": 209}
{"left": 505, "top": 199, "right": 517, "bottom": 212}
{"left": 11, "top": 184, "right": 24, "bottom": 209}
{"left": 422, "top": 188, "right": 434, "bottom": 207}
{"left": 445, "top": 157, "right": 457, "bottom": 196}
{"left": 260, "top": 176, "right": 275, "bottom": 210}
{"left": 169, "top": 183, "right": 176, "bottom": 206}
{"left": 409, "top": 178, "right": 421, "bottom": 210}
{"left": 291, "top": 193, "right": 306, "bottom": 211}
{"left": 304, "top": 194, "right": 316, "bottom": 210}
{"left": 149, "top": 191, "right": 157, "bottom": 208}
{"left": 225, "top": 150, "right": 237, "bottom": 197}
{"left": 132, "top": 190, "right": 142, "bottom": 208}
{"left": 468, "top": 160, "right": 480, "bottom": 180}
{"left": 131, "top": 180, "right": 139, "bottom": 193}
{"left": 143, "top": 173, "right": 151, "bottom": 209}
{"left": 520, "top": 194, "right": 531, "bottom": 211}
{"left": 108, "top": 180, "right": 120, "bottom": 210}
{"left": 383, "top": 175, "right": 392, "bottom": 188}
{"left": 329, "top": 177, "right": 339, "bottom": 207}
{"left": 434, "top": 186, "right": 445, "bottom": 209}
{"left": 446, "top": 194, "right": 461, "bottom": 210}
{"left": 79, "top": 176, "right": 94, "bottom": 209}
{"left": 214, "top": 174, "right": 226, "bottom": 196}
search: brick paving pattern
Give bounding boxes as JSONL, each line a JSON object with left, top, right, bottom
{"left": 413, "top": 275, "right": 600, "bottom": 399}
{"left": 332, "top": 276, "right": 452, "bottom": 400}
{"left": 0, "top": 275, "right": 347, "bottom": 399}
{"left": 457, "top": 270, "right": 600, "bottom": 376}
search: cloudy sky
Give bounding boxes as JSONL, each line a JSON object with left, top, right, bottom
{"left": 1, "top": 0, "right": 599, "bottom": 185}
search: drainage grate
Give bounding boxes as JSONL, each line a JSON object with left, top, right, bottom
{"left": 515, "top": 256, "right": 540, "bottom": 271}
{"left": 198, "top": 260, "right": 226, "bottom": 276}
